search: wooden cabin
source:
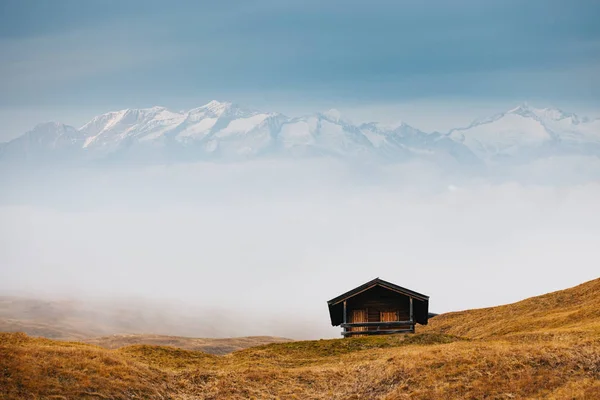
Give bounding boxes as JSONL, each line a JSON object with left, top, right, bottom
{"left": 327, "top": 277, "right": 430, "bottom": 337}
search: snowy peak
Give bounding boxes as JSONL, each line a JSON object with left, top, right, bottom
{"left": 368, "top": 121, "right": 407, "bottom": 132}
{"left": 25, "top": 121, "right": 79, "bottom": 140}
{"left": 506, "top": 102, "right": 536, "bottom": 117}
{"left": 187, "top": 100, "right": 268, "bottom": 120}
{"left": 466, "top": 103, "right": 579, "bottom": 129}
{"left": 533, "top": 107, "right": 581, "bottom": 124}
{"left": 176, "top": 101, "right": 283, "bottom": 145}
{"left": 506, "top": 103, "right": 578, "bottom": 122}
{"left": 202, "top": 100, "right": 232, "bottom": 115}
{"left": 188, "top": 100, "right": 232, "bottom": 117}
{"left": 321, "top": 109, "right": 342, "bottom": 122}
{"left": 80, "top": 110, "right": 126, "bottom": 133}
{"left": 79, "top": 106, "right": 186, "bottom": 149}
{"left": 449, "top": 103, "right": 600, "bottom": 160}
{"left": 80, "top": 107, "right": 178, "bottom": 136}
{"left": 278, "top": 111, "right": 370, "bottom": 155}
{"left": 32, "top": 121, "right": 70, "bottom": 130}
{"left": 1, "top": 121, "right": 82, "bottom": 158}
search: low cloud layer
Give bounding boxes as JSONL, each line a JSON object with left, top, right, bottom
{"left": 1, "top": 160, "right": 599, "bottom": 339}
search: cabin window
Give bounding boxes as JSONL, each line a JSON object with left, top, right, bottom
{"left": 380, "top": 311, "right": 399, "bottom": 322}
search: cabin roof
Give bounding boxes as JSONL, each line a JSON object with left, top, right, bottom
{"left": 327, "top": 277, "right": 429, "bottom": 306}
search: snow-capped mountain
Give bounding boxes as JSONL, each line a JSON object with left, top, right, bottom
{"left": 449, "top": 103, "right": 600, "bottom": 162}
{"left": 81, "top": 106, "right": 186, "bottom": 152}
{"left": 0, "top": 122, "right": 83, "bottom": 163}
{"left": 1, "top": 101, "right": 598, "bottom": 166}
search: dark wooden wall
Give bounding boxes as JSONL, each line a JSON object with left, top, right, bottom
{"left": 346, "top": 286, "right": 411, "bottom": 331}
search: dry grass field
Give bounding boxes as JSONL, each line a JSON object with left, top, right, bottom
{"left": 1, "top": 278, "right": 599, "bottom": 399}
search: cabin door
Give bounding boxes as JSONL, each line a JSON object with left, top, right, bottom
{"left": 349, "top": 309, "right": 367, "bottom": 333}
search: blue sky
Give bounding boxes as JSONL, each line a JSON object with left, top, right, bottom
{"left": 1, "top": 0, "right": 599, "bottom": 140}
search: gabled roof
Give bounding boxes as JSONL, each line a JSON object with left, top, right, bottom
{"left": 327, "top": 277, "right": 429, "bottom": 306}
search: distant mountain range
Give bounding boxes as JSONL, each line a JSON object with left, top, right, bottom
{"left": 1, "top": 101, "right": 599, "bottom": 166}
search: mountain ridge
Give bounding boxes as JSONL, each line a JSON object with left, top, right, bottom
{"left": 2, "top": 101, "right": 599, "bottom": 166}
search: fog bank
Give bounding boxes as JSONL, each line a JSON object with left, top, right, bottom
{"left": 1, "top": 160, "right": 599, "bottom": 339}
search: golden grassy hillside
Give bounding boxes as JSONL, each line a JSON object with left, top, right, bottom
{"left": 421, "top": 277, "right": 600, "bottom": 340}
{"left": 1, "top": 278, "right": 599, "bottom": 400}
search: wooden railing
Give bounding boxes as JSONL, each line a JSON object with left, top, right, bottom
{"left": 340, "top": 321, "right": 413, "bottom": 328}
{"left": 342, "top": 328, "right": 414, "bottom": 336}
{"left": 341, "top": 320, "right": 415, "bottom": 336}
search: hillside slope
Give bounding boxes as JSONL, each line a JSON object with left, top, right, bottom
{"left": 1, "top": 277, "right": 599, "bottom": 399}
{"left": 420, "top": 277, "right": 600, "bottom": 340}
